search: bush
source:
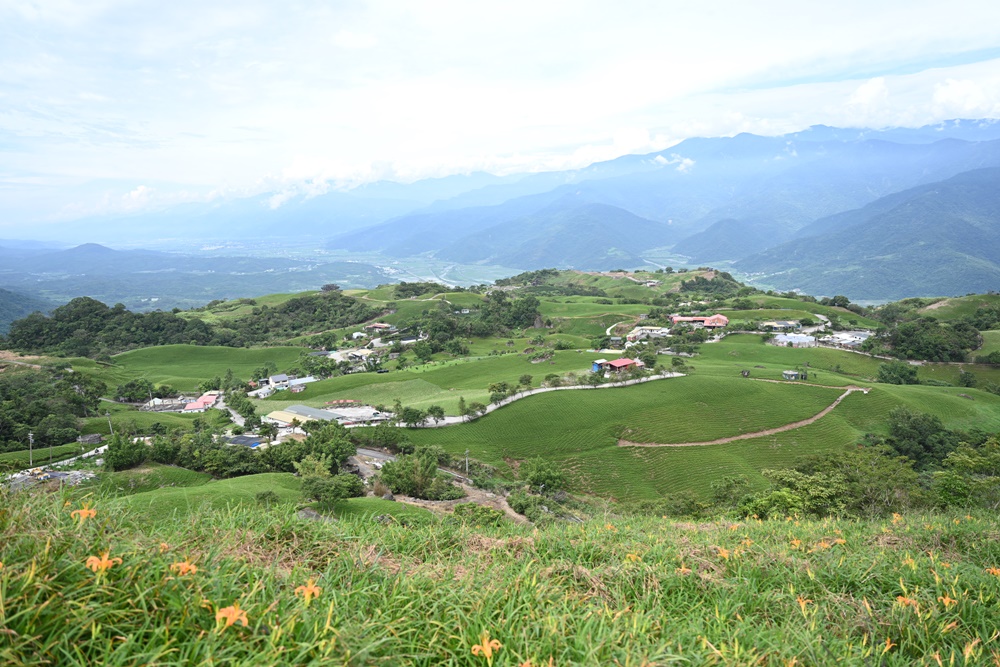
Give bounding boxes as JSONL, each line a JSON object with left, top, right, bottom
{"left": 519, "top": 457, "right": 566, "bottom": 492}
{"left": 876, "top": 360, "right": 919, "bottom": 385}
{"left": 102, "top": 435, "right": 149, "bottom": 472}
{"left": 302, "top": 473, "right": 365, "bottom": 506}
{"left": 255, "top": 490, "right": 280, "bottom": 506}
{"left": 507, "top": 490, "right": 553, "bottom": 524}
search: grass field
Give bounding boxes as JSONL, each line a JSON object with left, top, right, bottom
{"left": 8, "top": 483, "right": 1000, "bottom": 664}
{"left": 745, "top": 295, "right": 881, "bottom": 328}
{"left": 80, "top": 403, "right": 215, "bottom": 437}
{"left": 918, "top": 294, "right": 1000, "bottom": 320}
{"left": 111, "top": 345, "right": 307, "bottom": 392}
{"left": 102, "top": 470, "right": 429, "bottom": 523}
{"left": 405, "top": 367, "right": 1000, "bottom": 499}
{"left": 405, "top": 376, "right": 846, "bottom": 498}
{"left": 257, "top": 350, "right": 596, "bottom": 414}
{"left": 114, "top": 472, "right": 303, "bottom": 522}
{"left": 0, "top": 442, "right": 97, "bottom": 468}
{"left": 176, "top": 292, "right": 319, "bottom": 323}
{"left": 977, "top": 330, "right": 1000, "bottom": 356}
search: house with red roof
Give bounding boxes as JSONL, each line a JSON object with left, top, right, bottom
{"left": 593, "top": 358, "right": 643, "bottom": 374}
{"left": 670, "top": 313, "right": 729, "bottom": 329}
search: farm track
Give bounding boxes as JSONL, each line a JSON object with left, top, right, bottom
{"left": 618, "top": 384, "right": 869, "bottom": 448}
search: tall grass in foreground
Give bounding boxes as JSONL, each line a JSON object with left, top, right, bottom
{"left": 3, "top": 488, "right": 1000, "bottom": 665}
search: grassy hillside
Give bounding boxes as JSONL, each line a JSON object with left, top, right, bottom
{"left": 112, "top": 345, "right": 307, "bottom": 392}
{"left": 918, "top": 293, "right": 1000, "bottom": 320}
{"left": 4, "top": 489, "right": 1000, "bottom": 665}
{"left": 258, "top": 350, "right": 595, "bottom": 414}
{"left": 403, "top": 344, "right": 1000, "bottom": 500}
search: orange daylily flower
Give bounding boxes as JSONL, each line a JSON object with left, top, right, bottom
{"left": 675, "top": 563, "right": 692, "bottom": 576}
{"left": 170, "top": 560, "right": 198, "bottom": 576}
{"left": 216, "top": 601, "right": 249, "bottom": 628}
{"left": 896, "top": 595, "right": 918, "bottom": 609}
{"left": 985, "top": 567, "right": 1000, "bottom": 576}
{"left": 158, "top": 542, "right": 170, "bottom": 553}
{"left": 728, "top": 524, "right": 741, "bottom": 531}
{"left": 938, "top": 595, "right": 957, "bottom": 608}
{"left": 790, "top": 538, "right": 802, "bottom": 549}
{"left": 294, "top": 578, "right": 322, "bottom": 605}
{"left": 883, "top": 638, "right": 896, "bottom": 654}
{"left": 624, "top": 553, "right": 641, "bottom": 563}
{"left": 796, "top": 596, "right": 813, "bottom": 614}
{"left": 892, "top": 513, "right": 903, "bottom": 525}
{"left": 471, "top": 630, "right": 502, "bottom": 665}
{"left": 85, "top": 551, "right": 122, "bottom": 574}
{"left": 717, "top": 547, "right": 730, "bottom": 561}
{"left": 604, "top": 523, "right": 617, "bottom": 532}
{"left": 71, "top": 504, "right": 97, "bottom": 525}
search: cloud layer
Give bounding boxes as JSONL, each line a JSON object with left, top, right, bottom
{"left": 2, "top": 0, "right": 1000, "bottom": 223}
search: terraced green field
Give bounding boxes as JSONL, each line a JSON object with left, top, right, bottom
{"left": 111, "top": 345, "right": 307, "bottom": 391}
{"left": 80, "top": 404, "right": 212, "bottom": 436}
{"left": 978, "top": 330, "right": 1000, "bottom": 356}
{"left": 918, "top": 294, "right": 1000, "bottom": 320}
{"left": 177, "top": 292, "right": 318, "bottom": 323}
{"left": 115, "top": 472, "right": 303, "bottom": 522}
{"left": 406, "top": 369, "right": 1000, "bottom": 500}
{"left": 110, "top": 472, "right": 428, "bottom": 522}
{"left": 258, "top": 350, "right": 595, "bottom": 414}
{"left": 695, "top": 335, "right": 882, "bottom": 386}
{"left": 745, "top": 295, "right": 881, "bottom": 328}
{"left": 0, "top": 442, "right": 97, "bottom": 468}
{"left": 695, "top": 335, "right": 1000, "bottom": 387}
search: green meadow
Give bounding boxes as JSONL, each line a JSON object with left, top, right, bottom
{"left": 9, "top": 488, "right": 1000, "bottom": 665}
{"left": 257, "top": 350, "right": 596, "bottom": 414}
{"left": 111, "top": 345, "right": 307, "bottom": 392}
{"left": 405, "top": 360, "right": 1000, "bottom": 500}
{"left": 918, "top": 293, "right": 1000, "bottom": 320}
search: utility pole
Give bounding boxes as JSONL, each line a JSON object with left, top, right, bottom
{"left": 105, "top": 410, "right": 114, "bottom": 436}
{"left": 28, "top": 431, "right": 34, "bottom": 467}
{"left": 465, "top": 449, "right": 469, "bottom": 474}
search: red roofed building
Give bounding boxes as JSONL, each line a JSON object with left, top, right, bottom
{"left": 594, "top": 358, "right": 642, "bottom": 374}
{"left": 670, "top": 314, "right": 729, "bottom": 329}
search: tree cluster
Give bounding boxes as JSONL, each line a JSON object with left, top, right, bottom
{"left": 5, "top": 291, "right": 378, "bottom": 357}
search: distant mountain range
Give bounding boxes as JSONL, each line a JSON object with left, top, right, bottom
{"left": 0, "top": 288, "right": 52, "bottom": 334}
{"left": 0, "top": 243, "right": 391, "bottom": 311}
{"left": 736, "top": 168, "right": 1000, "bottom": 299}
{"left": 9, "top": 118, "right": 1000, "bottom": 300}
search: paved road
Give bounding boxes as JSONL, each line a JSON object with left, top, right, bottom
{"left": 410, "top": 371, "right": 684, "bottom": 428}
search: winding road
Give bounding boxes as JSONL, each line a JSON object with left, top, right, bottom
{"left": 618, "top": 384, "right": 869, "bottom": 448}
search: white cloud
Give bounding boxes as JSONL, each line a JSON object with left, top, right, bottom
{"left": 933, "top": 78, "right": 1000, "bottom": 117}
{"left": 331, "top": 29, "right": 377, "bottom": 50}
{"left": 3, "top": 0, "right": 1000, "bottom": 223}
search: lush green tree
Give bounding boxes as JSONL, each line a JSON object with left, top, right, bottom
{"left": 103, "top": 434, "right": 149, "bottom": 471}
{"left": 519, "top": 457, "right": 566, "bottom": 492}
{"left": 876, "top": 360, "right": 919, "bottom": 385}
{"left": 399, "top": 407, "right": 427, "bottom": 428}
{"left": 426, "top": 405, "right": 445, "bottom": 424}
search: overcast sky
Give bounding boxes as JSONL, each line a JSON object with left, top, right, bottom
{"left": 3, "top": 0, "right": 1000, "bottom": 225}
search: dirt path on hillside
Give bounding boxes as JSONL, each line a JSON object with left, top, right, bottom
{"left": 393, "top": 482, "right": 530, "bottom": 524}
{"left": 0, "top": 351, "right": 42, "bottom": 369}
{"left": 618, "top": 385, "right": 869, "bottom": 448}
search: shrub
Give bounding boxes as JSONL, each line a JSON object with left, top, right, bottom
{"left": 255, "top": 490, "right": 280, "bottom": 506}
{"left": 102, "top": 435, "right": 149, "bottom": 472}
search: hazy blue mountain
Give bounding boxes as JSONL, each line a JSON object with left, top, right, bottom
{"left": 328, "top": 189, "right": 572, "bottom": 255}
{"left": 735, "top": 168, "right": 1000, "bottom": 299}
{"left": 0, "top": 287, "right": 53, "bottom": 334}
{"left": 671, "top": 218, "right": 793, "bottom": 263}
{"left": 434, "top": 199, "right": 670, "bottom": 270}
{"left": 0, "top": 244, "right": 391, "bottom": 311}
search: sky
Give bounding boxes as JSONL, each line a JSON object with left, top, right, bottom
{"left": 3, "top": 0, "right": 1000, "bottom": 226}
